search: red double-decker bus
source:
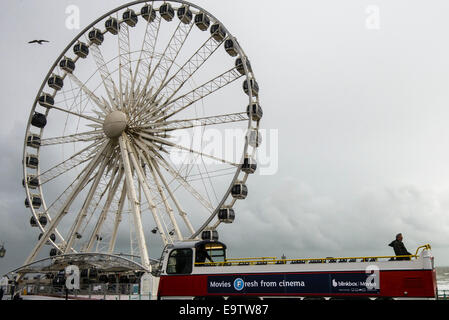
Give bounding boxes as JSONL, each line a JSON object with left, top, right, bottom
{"left": 156, "top": 241, "right": 436, "bottom": 300}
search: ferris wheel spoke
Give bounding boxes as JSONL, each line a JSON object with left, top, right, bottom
{"left": 153, "top": 153, "right": 215, "bottom": 213}
{"left": 190, "top": 181, "right": 240, "bottom": 240}
{"left": 149, "top": 21, "right": 194, "bottom": 101}
{"left": 63, "top": 145, "right": 114, "bottom": 253}
{"left": 131, "top": 15, "right": 162, "bottom": 103}
{"left": 24, "top": 141, "right": 111, "bottom": 264}
{"left": 57, "top": 80, "right": 85, "bottom": 126}
{"left": 160, "top": 160, "right": 215, "bottom": 213}
{"left": 147, "top": 154, "right": 196, "bottom": 236}
{"left": 158, "top": 36, "right": 225, "bottom": 107}
{"left": 77, "top": 160, "right": 121, "bottom": 250}
{"left": 141, "top": 112, "right": 248, "bottom": 132}
{"left": 134, "top": 144, "right": 183, "bottom": 240}
{"left": 77, "top": 181, "right": 112, "bottom": 252}
{"left": 118, "top": 20, "right": 133, "bottom": 111}
{"left": 38, "top": 139, "right": 104, "bottom": 185}
{"left": 67, "top": 73, "right": 111, "bottom": 115}
{"left": 43, "top": 161, "right": 96, "bottom": 220}
{"left": 97, "top": 173, "right": 125, "bottom": 253}
{"left": 54, "top": 174, "right": 109, "bottom": 252}
{"left": 86, "top": 164, "right": 123, "bottom": 252}
{"left": 145, "top": 68, "right": 243, "bottom": 123}
{"left": 138, "top": 132, "right": 239, "bottom": 167}
{"left": 108, "top": 181, "right": 127, "bottom": 254}
{"left": 125, "top": 137, "right": 170, "bottom": 245}
{"left": 118, "top": 134, "right": 151, "bottom": 268}
{"left": 48, "top": 104, "right": 104, "bottom": 124}
{"left": 186, "top": 167, "right": 236, "bottom": 182}
{"left": 40, "top": 130, "right": 104, "bottom": 146}
{"left": 198, "top": 157, "right": 220, "bottom": 204}
{"left": 133, "top": 137, "right": 214, "bottom": 213}
{"left": 90, "top": 44, "right": 120, "bottom": 109}
{"left": 129, "top": 87, "right": 161, "bottom": 124}
{"left": 105, "top": 148, "right": 122, "bottom": 176}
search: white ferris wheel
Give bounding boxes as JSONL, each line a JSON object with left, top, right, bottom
{"left": 22, "top": 0, "right": 262, "bottom": 270}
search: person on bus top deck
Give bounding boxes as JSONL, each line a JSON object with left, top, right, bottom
{"left": 389, "top": 233, "right": 412, "bottom": 260}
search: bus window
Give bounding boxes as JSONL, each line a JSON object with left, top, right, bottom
{"left": 207, "top": 243, "right": 226, "bottom": 262}
{"left": 167, "top": 249, "right": 193, "bottom": 274}
{"left": 196, "top": 243, "right": 226, "bottom": 265}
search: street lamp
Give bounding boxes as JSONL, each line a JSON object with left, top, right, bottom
{"left": 0, "top": 244, "right": 6, "bottom": 258}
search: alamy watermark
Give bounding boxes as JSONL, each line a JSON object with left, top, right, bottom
{"left": 65, "top": 5, "right": 80, "bottom": 30}
{"left": 365, "top": 264, "right": 380, "bottom": 291}
{"left": 365, "top": 5, "right": 381, "bottom": 30}
{"left": 169, "top": 127, "right": 279, "bottom": 176}
{"left": 65, "top": 265, "right": 80, "bottom": 290}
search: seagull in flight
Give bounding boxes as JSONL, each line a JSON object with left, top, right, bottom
{"left": 28, "top": 40, "right": 50, "bottom": 45}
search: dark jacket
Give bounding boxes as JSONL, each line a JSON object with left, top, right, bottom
{"left": 389, "top": 240, "right": 411, "bottom": 260}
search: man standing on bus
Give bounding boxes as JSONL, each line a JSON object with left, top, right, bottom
{"left": 389, "top": 233, "right": 412, "bottom": 260}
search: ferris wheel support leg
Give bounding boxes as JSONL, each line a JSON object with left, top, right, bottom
{"left": 86, "top": 167, "right": 124, "bottom": 252}
{"left": 64, "top": 146, "right": 113, "bottom": 253}
{"left": 23, "top": 142, "right": 110, "bottom": 265}
{"left": 108, "top": 183, "right": 127, "bottom": 254}
{"left": 119, "top": 134, "right": 151, "bottom": 270}
{"left": 125, "top": 138, "right": 169, "bottom": 245}
{"left": 132, "top": 143, "right": 183, "bottom": 241}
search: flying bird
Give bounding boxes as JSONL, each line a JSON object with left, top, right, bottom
{"left": 28, "top": 40, "right": 50, "bottom": 45}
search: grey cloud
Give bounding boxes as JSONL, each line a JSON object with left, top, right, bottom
{"left": 221, "top": 177, "right": 449, "bottom": 262}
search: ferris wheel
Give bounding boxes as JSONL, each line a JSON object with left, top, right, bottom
{"left": 22, "top": 0, "right": 262, "bottom": 270}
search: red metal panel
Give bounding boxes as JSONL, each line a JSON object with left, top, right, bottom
{"left": 159, "top": 274, "right": 208, "bottom": 297}
{"left": 379, "top": 269, "right": 437, "bottom": 298}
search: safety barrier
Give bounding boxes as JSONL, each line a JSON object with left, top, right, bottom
{"left": 1, "top": 282, "right": 147, "bottom": 300}
{"left": 195, "top": 244, "right": 432, "bottom": 267}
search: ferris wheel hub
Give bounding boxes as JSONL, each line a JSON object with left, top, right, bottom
{"left": 103, "top": 110, "right": 128, "bottom": 138}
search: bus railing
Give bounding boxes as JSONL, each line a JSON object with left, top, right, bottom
{"left": 195, "top": 244, "right": 432, "bottom": 267}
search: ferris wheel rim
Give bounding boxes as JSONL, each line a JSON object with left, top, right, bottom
{"left": 23, "top": 0, "right": 261, "bottom": 266}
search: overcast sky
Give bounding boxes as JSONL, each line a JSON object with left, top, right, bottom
{"left": 1, "top": 0, "right": 449, "bottom": 276}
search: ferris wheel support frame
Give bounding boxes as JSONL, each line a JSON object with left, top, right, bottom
{"left": 22, "top": 0, "right": 259, "bottom": 270}
{"left": 118, "top": 134, "right": 151, "bottom": 269}
{"left": 85, "top": 166, "right": 124, "bottom": 252}
{"left": 24, "top": 142, "right": 111, "bottom": 265}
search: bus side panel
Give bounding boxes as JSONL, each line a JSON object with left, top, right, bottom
{"left": 158, "top": 275, "right": 207, "bottom": 297}
{"left": 159, "top": 269, "right": 437, "bottom": 298}
{"left": 380, "top": 269, "right": 436, "bottom": 298}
